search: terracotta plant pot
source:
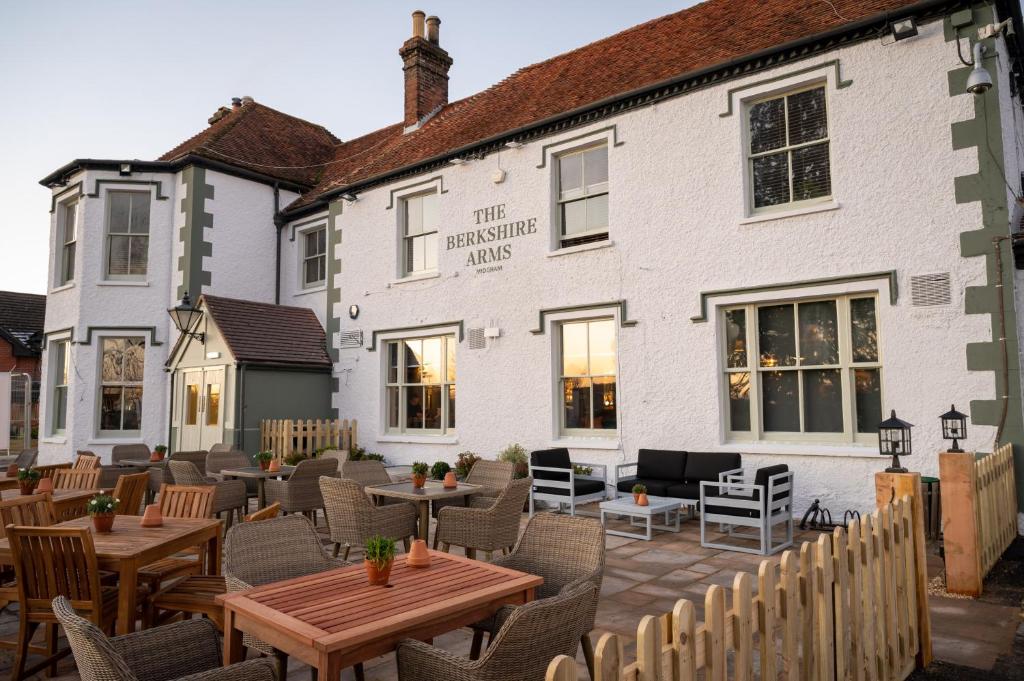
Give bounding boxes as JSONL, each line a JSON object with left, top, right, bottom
{"left": 268, "top": 459, "right": 281, "bottom": 473}
{"left": 411, "top": 474, "right": 427, "bottom": 489}
{"left": 92, "top": 514, "right": 115, "bottom": 533}
{"left": 365, "top": 558, "right": 394, "bottom": 586}
{"left": 632, "top": 493, "right": 640, "bottom": 504}
{"left": 636, "top": 493, "right": 650, "bottom": 507}
{"left": 5, "top": 464, "right": 18, "bottom": 478}
{"left": 150, "top": 451, "right": 165, "bottom": 462}
{"left": 36, "top": 477, "right": 53, "bottom": 494}
{"left": 442, "top": 471, "right": 458, "bottom": 489}
{"left": 140, "top": 504, "right": 163, "bottom": 527}
{"left": 18, "top": 481, "right": 37, "bottom": 496}
{"left": 258, "top": 459, "right": 270, "bottom": 471}
{"left": 406, "top": 539, "right": 431, "bottom": 568}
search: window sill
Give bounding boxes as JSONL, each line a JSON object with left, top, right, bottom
{"left": 740, "top": 200, "right": 840, "bottom": 225}
{"left": 377, "top": 434, "right": 458, "bottom": 445}
{"left": 719, "top": 441, "right": 880, "bottom": 459}
{"left": 294, "top": 285, "right": 326, "bottom": 297}
{"left": 389, "top": 271, "right": 440, "bottom": 286}
{"left": 87, "top": 437, "right": 144, "bottom": 445}
{"left": 97, "top": 280, "right": 149, "bottom": 287}
{"left": 547, "top": 239, "right": 613, "bottom": 258}
{"left": 40, "top": 437, "right": 67, "bottom": 445}
{"left": 49, "top": 283, "right": 75, "bottom": 294}
{"left": 550, "top": 437, "right": 621, "bottom": 451}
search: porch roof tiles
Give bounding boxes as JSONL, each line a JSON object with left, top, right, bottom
{"left": 201, "top": 295, "right": 331, "bottom": 368}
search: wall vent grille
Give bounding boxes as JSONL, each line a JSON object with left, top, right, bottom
{"left": 467, "top": 328, "right": 486, "bottom": 350}
{"left": 338, "top": 330, "right": 363, "bottom": 348}
{"left": 910, "top": 273, "right": 952, "bottom": 307}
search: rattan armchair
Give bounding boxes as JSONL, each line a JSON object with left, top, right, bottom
{"left": 167, "top": 460, "right": 247, "bottom": 527}
{"left": 434, "top": 477, "right": 531, "bottom": 558}
{"left": 396, "top": 581, "right": 597, "bottom": 681}
{"left": 319, "top": 476, "right": 417, "bottom": 560}
{"left": 52, "top": 596, "right": 276, "bottom": 681}
{"left": 339, "top": 459, "right": 406, "bottom": 506}
{"left": 263, "top": 457, "right": 337, "bottom": 523}
{"left": 470, "top": 513, "right": 605, "bottom": 679}
{"left": 433, "top": 460, "right": 515, "bottom": 517}
{"left": 224, "top": 514, "right": 356, "bottom": 681}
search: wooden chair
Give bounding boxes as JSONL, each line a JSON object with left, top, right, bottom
{"left": 5, "top": 526, "right": 137, "bottom": 680}
{"left": 32, "top": 463, "right": 71, "bottom": 481}
{"left": 73, "top": 452, "right": 100, "bottom": 470}
{"left": 53, "top": 468, "right": 101, "bottom": 491}
{"left": 51, "top": 495, "right": 92, "bottom": 522}
{"left": 137, "top": 485, "right": 215, "bottom": 595}
{"left": 0, "top": 493, "right": 55, "bottom": 535}
{"left": 111, "top": 471, "right": 149, "bottom": 516}
{"left": 244, "top": 501, "right": 281, "bottom": 522}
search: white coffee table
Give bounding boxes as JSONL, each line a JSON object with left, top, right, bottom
{"left": 599, "top": 495, "right": 682, "bottom": 540}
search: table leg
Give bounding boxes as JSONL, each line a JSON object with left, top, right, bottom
{"left": 417, "top": 500, "right": 430, "bottom": 541}
{"left": 116, "top": 560, "right": 139, "bottom": 635}
{"left": 318, "top": 651, "right": 342, "bottom": 681}
{"left": 646, "top": 516, "right": 652, "bottom": 541}
{"left": 257, "top": 478, "right": 266, "bottom": 510}
{"left": 207, "top": 527, "right": 222, "bottom": 575}
{"left": 223, "top": 609, "right": 244, "bottom": 666}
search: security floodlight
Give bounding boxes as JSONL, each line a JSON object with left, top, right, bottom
{"left": 967, "top": 43, "right": 993, "bottom": 94}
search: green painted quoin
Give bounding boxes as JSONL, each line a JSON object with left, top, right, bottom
{"left": 177, "top": 166, "right": 215, "bottom": 299}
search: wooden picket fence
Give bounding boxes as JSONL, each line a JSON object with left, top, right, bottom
{"left": 258, "top": 418, "right": 358, "bottom": 460}
{"left": 547, "top": 495, "right": 928, "bottom": 681}
{"left": 940, "top": 443, "right": 1018, "bottom": 595}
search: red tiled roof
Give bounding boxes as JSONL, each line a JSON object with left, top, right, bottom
{"left": 158, "top": 103, "right": 340, "bottom": 187}
{"left": 0, "top": 290, "right": 46, "bottom": 336}
{"left": 201, "top": 295, "right": 331, "bottom": 368}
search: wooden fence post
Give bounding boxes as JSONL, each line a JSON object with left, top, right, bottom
{"left": 874, "top": 471, "right": 933, "bottom": 667}
{"left": 938, "top": 452, "right": 982, "bottom": 597}
{"left": 546, "top": 655, "right": 577, "bottom": 681}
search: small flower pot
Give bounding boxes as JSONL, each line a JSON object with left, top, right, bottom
{"left": 140, "top": 504, "right": 163, "bottom": 527}
{"left": 18, "top": 481, "right": 37, "bottom": 496}
{"left": 150, "top": 451, "right": 165, "bottom": 462}
{"left": 37, "top": 478, "right": 53, "bottom": 494}
{"left": 268, "top": 459, "right": 281, "bottom": 473}
{"left": 442, "top": 471, "right": 458, "bottom": 489}
{"left": 258, "top": 459, "right": 271, "bottom": 472}
{"left": 632, "top": 493, "right": 640, "bottom": 504}
{"left": 636, "top": 493, "right": 650, "bottom": 507}
{"left": 365, "top": 558, "right": 394, "bottom": 586}
{"left": 514, "top": 462, "right": 529, "bottom": 479}
{"left": 5, "top": 464, "right": 18, "bottom": 478}
{"left": 92, "top": 514, "right": 115, "bottom": 533}
{"left": 406, "top": 539, "right": 431, "bottom": 568}
{"left": 411, "top": 474, "right": 427, "bottom": 489}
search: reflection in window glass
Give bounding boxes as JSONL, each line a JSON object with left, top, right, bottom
{"left": 798, "top": 300, "right": 838, "bottom": 365}
{"left": 385, "top": 335, "right": 455, "bottom": 435}
{"left": 758, "top": 305, "right": 796, "bottom": 367}
{"left": 185, "top": 385, "right": 199, "bottom": 426}
{"left": 206, "top": 384, "right": 220, "bottom": 426}
{"left": 100, "top": 338, "right": 145, "bottom": 432}
{"left": 559, "top": 319, "right": 617, "bottom": 434}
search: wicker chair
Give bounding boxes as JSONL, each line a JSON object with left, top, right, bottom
{"left": 53, "top": 596, "right": 276, "bottom": 681}
{"left": 319, "top": 476, "right": 417, "bottom": 560}
{"left": 470, "top": 513, "right": 605, "bottom": 679}
{"left": 224, "top": 514, "right": 358, "bottom": 681}
{"left": 208, "top": 443, "right": 233, "bottom": 453}
{"left": 434, "top": 476, "right": 531, "bottom": 557}
{"left": 396, "top": 581, "right": 597, "bottom": 681}
{"left": 110, "top": 444, "right": 149, "bottom": 464}
{"left": 339, "top": 459, "right": 407, "bottom": 506}
{"left": 151, "top": 450, "right": 208, "bottom": 500}
{"left": 433, "top": 460, "right": 515, "bottom": 518}
{"left": 264, "top": 457, "right": 337, "bottom": 524}
{"left": 168, "top": 460, "right": 247, "bottom": 527}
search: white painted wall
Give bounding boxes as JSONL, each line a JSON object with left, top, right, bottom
{"left": 324, "top": 19, "right": 1000, "bottom": 515}
{"left": 279, "top": 208, "right": 328, "bottom": 328}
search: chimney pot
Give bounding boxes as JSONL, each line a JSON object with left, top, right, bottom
{"left": 426, "top": 15, "right": 440, "bottom": 43}
{"left": 240, "top": 95, "right": 254, "bottom": 105}
{"left": 411, "top": 10, "right": 425, "bottom": 38}
{"left": 231, "top": 97, "right": 242, "bottom": 110}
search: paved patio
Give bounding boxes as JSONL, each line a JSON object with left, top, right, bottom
{"left": 0, "top": 507, "right": 1019, "bottom": 681}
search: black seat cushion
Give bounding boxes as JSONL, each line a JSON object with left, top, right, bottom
{"left": 704, "top": 492, "right": 758, "bottom": 518}
{"left": 665, "top": 482, "right": 701, "bottom": 501}
{"left": 636, "top": 449, "right": 687, "bottom": 481}
{"left": 683, "top": 452, "right": 741, "bottom": 482}
{"left": 754, "top": 464, "right": 790, "bottom": 504}
{"left": 530, "top": 448, "right": 571, "bottom": 482}
{"left": 615, "top": 478, "right": 671, "bottom": 497}
{"left": 534, "top": 478, "right": 606, "bottom": 497}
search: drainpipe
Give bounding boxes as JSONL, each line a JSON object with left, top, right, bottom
{"left": 273, "top": 183, "right": 284, "bottom": 305}
{"left": 167, "top": 370, "right": 175, "bottom": 454}
{"left": 236, "top": 364, "right": 248, "bottom": 453}
{"left": 993, "top": 235, "right": 1012, "bottom": 448}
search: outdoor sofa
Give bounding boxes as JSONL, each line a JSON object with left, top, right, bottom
{"left": 614, "top": 449, "right": 742, "bottom": 510}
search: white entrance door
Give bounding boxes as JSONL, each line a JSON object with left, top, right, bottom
{"left": 200, "top": 368, "right": 224, "bottom": 449}
{"left": 179, "top": 370, "right": 203, "bottom": 451}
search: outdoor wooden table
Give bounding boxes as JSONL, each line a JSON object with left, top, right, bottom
{"left": 116, "top": 458, "right": 167, "bottom": 469}
{"left": 0, "top": 473, "right": 21, "bottom": 492}
{"left": 220, "top": 466, "right": 295, "bottom": 509}
{"left": 220, "top": 550, "right": 542, "bottom": 678}
{"left": 364, "top": 481, "right": 481, "bottom": 540}
{"left": 0, "top": 516, "right": 221, "bottom": 635}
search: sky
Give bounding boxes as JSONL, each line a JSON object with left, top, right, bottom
{"left": 0, "top": 1, "right": 696, "bottom": 295}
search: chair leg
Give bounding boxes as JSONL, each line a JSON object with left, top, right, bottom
{"left": 353, "top": 662, "right": 365, "bottom": 681}
{"left": 469, "top": 629, "right": 484, "bottom": 660}
{"left": 483, "top": 550, "right": 493, "bottom": 562}
{"left": 342, "top": 545, "right": 351, "bottom": 561}
{"left": 432, "top": 532, "right": 439, "bottom": 550}
{"left": 333, "top": 543, "right": 341, "bottom": 558}
{"left": 45, "top": 623, "right": 58, "bottom": 678}
{"left": 581, "top": 633, "right": 596, "bottom": 681}
{"left": 225, "top": 510, "right": 234, "bottom": 530}
{"left": 402, "top": 537, "right": 411, "bottom": 553}
{"left": 465, "top": 547, "right": 476, "bottom": 560}
{"left": 274, "top": 651, "right": 288, "bottom": 681}
{"left": 12, "top": 619, "right": 38, "bottom": 681}
{"left": 441, "top": 542, "right": 450, "bottom": 553}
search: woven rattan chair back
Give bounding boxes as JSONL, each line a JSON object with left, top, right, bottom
{"left": 208, "top": 443, "right": 233, "bottom": 454}
{"left": 244, "top": 502, "right": 281, "bottom": 522}
{"left": 168, "top": 460, "right": 208, "bottom": 486}
{"left": 169, "top": 451, "right": 208, "bottom": 475}
{"left": 9, "top": 526, "right": 103, "bottom": 619}
{"left": 291, "top": 458, "right": 338, "bottom": 480}
{"left": 320, "top": 476, "right": 375, "bottom": 528}
{"left": 51, "top": 596, "right": 138, "bottom": 681}
{"left": 158, "top": 484, "right": 215, "bottom": 519}
{"left": 54, "top": 468, "right": 101, "bottom": 491}
{"left": 338, "top": 459, "right": 391, "bottom": 488}
{"left": 74, "top": 452, "right": 100, "bottom": 470}
{"left": 0, "top": 494, "right": 54, "bottom": 538}
{"left": 205, "top": 450, "right": 248, "bottom": 475}
{"left": 467, "top": 460, "right": 515, "bottom": 491}
{"left": 112, "top": 472, "right": 149, "bottom": 516}
{"left": 111, "top": 443, "right": 150, "bottom": 464}
{"left": 32, "top": 463, "right": 71, "bottom": 481}
{"left": 225, "top": 514, "right": 335, "bottom": 586}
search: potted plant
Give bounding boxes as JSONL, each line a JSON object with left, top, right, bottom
{"left": 631, "top": 483, "right": 647, "bottom": 505}
{"left": 350, "top": 446, "right": 385, "bottom": 463}
{"left": 499, "top": 443, "right": 529, "bottom": 479}
{"left": 17, "top": 469, "right": 40, "bottom": 496}
{"left": 411, "top": 462, "right": 429, "bottom": 489}
{"left": 431, "top": 461, "right": 451, "bottom": 480}
{"left": 284, "top": 452, "right": 307, "bottom": 466}
{"left": 364, "top": 534, "right": 396, "bottom": 586}
{"left": 88, "top": 494, "right": 120, "bottom": 533}
{"left": 150, "top": 444, "right": 168, "bottom": 462}
{"left": 254, "top": 451, "right": 274, "bottom": 471}
{"left": 454, "top": 451, "right": 481, "bottom": 480}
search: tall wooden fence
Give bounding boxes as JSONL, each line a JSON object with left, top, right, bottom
{"left": 547, "top": 495, "right": 927, "bottom": 681}
{"left": 259, "top": 418, "right": 358, "bottom": 459}
{"left": 940, "top": 443, "right": 1018, "bottom": 595}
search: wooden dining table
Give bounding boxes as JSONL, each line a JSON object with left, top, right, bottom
{"left": 0, "top": 473, "right": 21, "bottom": 492}
{"left": 365, "top": 481, "right": 482, "bottom": 540}
{"left": 0, "top": 516, "right": 222, "bottom": 634}
{"left": 220, "top": 550, "right": 542, "bottom": 678}
{"left": 220, "top": 466, "right": 295, "bottom": 509}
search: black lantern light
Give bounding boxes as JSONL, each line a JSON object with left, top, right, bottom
{"left": 878, "top": 409, "right": 913, "bottom": 473}
{"left": 167, "top": 292, "right": 205, "bottom": 343}
{"left": 940, "top": 404, "right": 968, "bottom": 452}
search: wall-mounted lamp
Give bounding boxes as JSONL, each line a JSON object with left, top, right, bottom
{"left": 966, "top": 43, "right": 993, "bottom": 94}
{"left": 889, "top": 17, "right": 918, "bottom": 41}
{"left": 119, "top": 163, "right": 132, "bottom": 176}
{"left": 449, "top": 157, "right": 466, "bottom": 165}
{"left": 167, "top": 292, "right": 205, "bottom": 343}
{"left": 341, "top": 193, "right": 358, "bottom": 203}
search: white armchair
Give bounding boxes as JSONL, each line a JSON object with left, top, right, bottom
{"left": 699, "top": 464, "right": 794, "bottom": 556}
{"left": 528, "top": 448, "right": 608, "bottom": 517}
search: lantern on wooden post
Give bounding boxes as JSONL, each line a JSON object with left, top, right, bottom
{"left": 878, "top": 409, "right": 913, "bottom": 473}
{"left": 939, "top": 404, "right": 967, "bottom": 453}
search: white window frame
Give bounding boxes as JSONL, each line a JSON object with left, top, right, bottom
{"left": 48, "top": 338, "right": 70, "bottom": 436}
{"left": 96, "top": 336, "right": 145, "bottom": 438}
{"left": 556, "top": 316, "right": 619, "bottom": 438}
{"left": 743, "top": 81, "right": 832, "bottom": 216}
{"left": 720, "top": 293, "right": 882, "bottom": 445}
{"left": 300, "top": 225, "right": 327, "bottom": 289}
{"left": 382, "top": 333, "right": 456, "bottom": 437}
{"left": 555, "top": 142, "right": 609, "bottom": 249}
{"left": 102, "top": 188, "right": 150, "bottom": 278}
{"left": 399, "top": 191, "right": 439, "bottom": 278}
{"left": 56, "top": 199, "right": 77, "bottom": 287}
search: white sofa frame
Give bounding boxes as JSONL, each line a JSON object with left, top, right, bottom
{"left": 528, "top": 461, "right": 608, "bottom": 517}
{"left": 698, "top": 470, "right": 794, "bottom": 556}
{"left": 614, "top": 462, "right": 743, "bottom": 517}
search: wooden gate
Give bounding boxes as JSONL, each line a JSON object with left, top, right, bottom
{"left": 259, "top": 418, "right": 358, "bottom": 459}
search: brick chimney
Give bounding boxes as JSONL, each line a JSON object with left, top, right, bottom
{"left": 399, "top": 10, "right": 453, "bottom": 130}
